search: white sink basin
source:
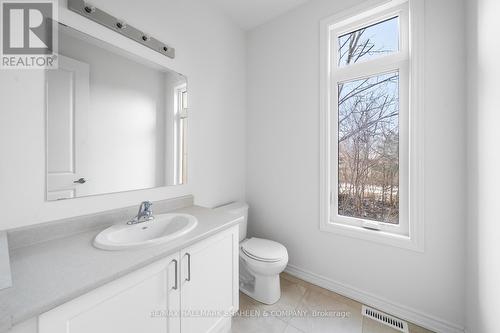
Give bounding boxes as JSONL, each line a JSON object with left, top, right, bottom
{"left": 94, "top": 213, "right": 198, "bottom": 250}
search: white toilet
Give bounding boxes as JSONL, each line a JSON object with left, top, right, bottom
{"left": 215, "top": 202, "right": 288, "bottom": 305}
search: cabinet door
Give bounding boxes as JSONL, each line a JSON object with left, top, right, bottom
{"left": 180, "top": 226, "right": 239, "bottom": 333}
{"left": 39, "top": 254, "right": 181, "bottom": 333}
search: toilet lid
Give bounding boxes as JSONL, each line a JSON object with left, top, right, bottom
{"left": 241, "top": 238, "right": 287, "bottom": 262}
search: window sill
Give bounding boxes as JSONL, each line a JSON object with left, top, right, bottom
{"left": 320, "top": 220, "right": 424, "bottom": 252}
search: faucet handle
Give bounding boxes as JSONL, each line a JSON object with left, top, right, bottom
{"left": 142, "top": 201, "right": 153, "bottom": 212}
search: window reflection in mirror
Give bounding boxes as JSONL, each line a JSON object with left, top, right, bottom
{"left": 46, "top": 24, "right": 187, "bottom": 201}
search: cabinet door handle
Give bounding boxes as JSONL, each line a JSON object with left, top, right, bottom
{"left": 171, "top": 259, "right": 178, "bottom": 290}
{"left": 185, "top": 253, "right": 191, "bottom": 282}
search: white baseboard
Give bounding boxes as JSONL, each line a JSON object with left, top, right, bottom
{"left": 284, "top": 264, "right": 464, "bottom": 333}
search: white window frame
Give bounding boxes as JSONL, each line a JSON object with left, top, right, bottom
{"left": 173, "top": 83, "right": 188, "bottom": 185}
{"left": 319, "top": 0, "right": 424, "bottom": 251}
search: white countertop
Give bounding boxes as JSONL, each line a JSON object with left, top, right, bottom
{"left": 0, "top": 205, "right": 241, "bottom": 332}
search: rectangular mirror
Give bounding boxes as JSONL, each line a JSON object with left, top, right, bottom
{"left": 46, "top": 24, "right": 187, "bottom": 201}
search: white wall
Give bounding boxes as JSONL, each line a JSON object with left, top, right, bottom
{"left": 246, "top": 0, "right": 466, "bottom": 330}
{"left": 466, "top": 0, "right": 500, "bottom": 332}
{"left": 0, "top": 0, "right": 246, "bottom": 230}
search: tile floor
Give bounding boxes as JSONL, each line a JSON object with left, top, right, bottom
{"left": 230, "top": 273, "right": 434, "bottom": 333}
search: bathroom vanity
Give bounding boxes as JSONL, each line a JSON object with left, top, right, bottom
{"left": 0, "top": 198, "right": 241, "bottom": 333}
{"left": 40, "top": 225, "right": 238, "bottom": 333}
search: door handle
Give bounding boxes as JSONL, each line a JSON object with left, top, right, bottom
{"left": 184, "top": 253, "right": 191, "bottom": 282}
{"left": 73, "top": 178, "right": 86, "bottom": 184}
{"left": 171, "top": 259, "right": 178, "bottom": 290}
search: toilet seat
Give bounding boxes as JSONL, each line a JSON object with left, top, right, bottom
{"left": 241, "top": 238, "right": 287, "bottom": 263}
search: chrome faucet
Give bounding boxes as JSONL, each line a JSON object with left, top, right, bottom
{"left": 128, "top": 201, "right": 154, "bottom": 225}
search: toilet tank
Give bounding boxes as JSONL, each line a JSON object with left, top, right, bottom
{"left": 214, "top": 202, "right": 249, "bottom": 242}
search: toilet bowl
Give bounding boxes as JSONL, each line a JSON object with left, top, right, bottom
{"left": 214, "top": 202, "right": 289, "bottom": 305}
{"left": 239, "top": 237, "right": 288, "bottom": 304}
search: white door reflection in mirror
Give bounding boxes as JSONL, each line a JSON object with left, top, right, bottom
{"left": 46, "top": 55, "right": 89, "bottom": 200}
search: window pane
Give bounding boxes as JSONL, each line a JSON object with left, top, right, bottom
{"left": 338, "top": 16, "right": 399, "bottom": 67}
{"left": 337, "top": 72, "right": 399, "bottom": 224}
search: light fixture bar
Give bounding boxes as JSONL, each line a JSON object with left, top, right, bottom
{"left": 67, "top": 0, "right": 175, "bottom": 59}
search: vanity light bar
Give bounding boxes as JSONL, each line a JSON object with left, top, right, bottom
{"left": 67, "top": 0, "right": 175, "bottom": 59}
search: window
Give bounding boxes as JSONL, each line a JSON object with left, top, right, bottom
{"left": 174, "top": 84, "right": 188, "bottom": 185}
{"left": 338, "top": 71, "right": 401, "bottom": 225}
{"left": 320, "top": 0, "right": 424, "bottom": 250}
{"left": 338, "top": 16, "right": 399, "bottom": 67}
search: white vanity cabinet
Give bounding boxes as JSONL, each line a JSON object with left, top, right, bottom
{"left": 180, "top": 226, "right": 239, "bottom": 333}
{"left": 38, "top": 226, "right": 239, "bottom": 333}
{"left": 39, "top": 254, "right": 181, "bottom": 333}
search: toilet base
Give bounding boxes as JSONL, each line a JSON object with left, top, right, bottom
{"left": 240, "top": 273, "right": 281, "bottom": 305}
